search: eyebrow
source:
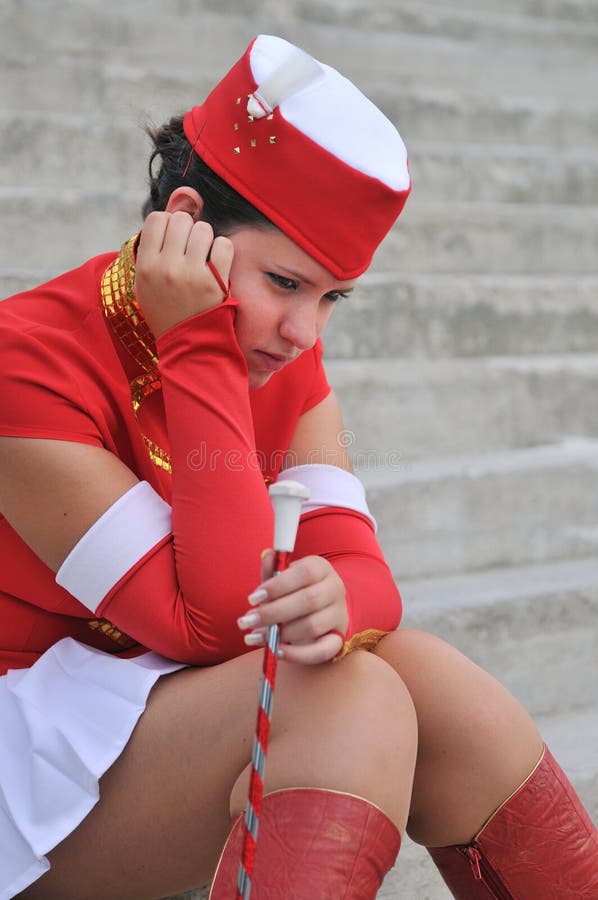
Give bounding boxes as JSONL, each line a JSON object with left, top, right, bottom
{"left": 276, "top": 265, "right": 355, "bottom": 293}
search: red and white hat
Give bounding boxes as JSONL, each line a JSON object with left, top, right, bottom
{"left": 183, "top": 35, "right": 410, "bottom": 280}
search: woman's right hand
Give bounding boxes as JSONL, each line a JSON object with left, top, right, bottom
{"left": 135, "top": 211, "right": 234, "bottom": 339}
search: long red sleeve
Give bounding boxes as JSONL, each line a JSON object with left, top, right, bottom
{"left": 95, "top": 299, "right": 275, "bottom": 663}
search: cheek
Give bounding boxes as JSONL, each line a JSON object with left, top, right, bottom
{"left": 233, "top": 297, "right": 276, "bottom": 350}
{"left": 235, "top": 282, "right": 279, "bottom": 323}
{"left": 318, "top": 302, "right": 336, "bottom": 333}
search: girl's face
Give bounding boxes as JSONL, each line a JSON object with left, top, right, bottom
{"left": 226, "top": 226, "right": 356, "bottom": 389}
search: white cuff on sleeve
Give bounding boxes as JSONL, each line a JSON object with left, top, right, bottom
{"left": 56, "top": 481, "right": 173, "bottom": 613}
{"left": 277, "top": 464, "right": 377, "bottom": 531}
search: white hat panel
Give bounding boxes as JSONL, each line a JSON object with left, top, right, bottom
{"left": 249, "top": 35, "right": 409, "bottom": 192}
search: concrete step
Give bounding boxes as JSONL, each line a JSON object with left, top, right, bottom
{"left": 326, "top": 354, "right": 598, "bottom": 460}
{"left": 383, "top": 86, "right": 598, "bottom": 147}
{"left": 324, "top": 274, "right": 598, "bottom": 360}
{"left": 3, "top": 64, "right": 598, "bottom": 151}
{"left": 167, "top": 702, "right": 598, "bottom": 900}
{"left": 380, "top": 201, "right": 598, "bottom": 276}
{"left": 3, "top": 190, "right": 598, "bottom": 277}
{"left": 63, "top": 0, "right": 598, "bottom": 52}
{"left": 0, "top": 110, "right": 151, "bottom": 195}
{"left": 361, "top": 438, "right": 598, "bottom": 580}
{"left": 435, "top": 0, "right": 598, "bottom": 25}
{"left": 0, "top": 57, "right": 214, "bottom": 122}
{"left": 409, "top": 141, "right": 598, "bottom": 206}
{"left": 399, "top": 556, "right": 598, "bottom": 717}
{"left": 5, "top": 108, "right": 597, "bottom": 207}
{"left": 308, "top": 2, "right": 598, "bottom": 55}
{"left": 3, "top": 2, "right": 597, "bottom": 102}
{"left": 0, "top": 189, "right": 142, "bottom": 274}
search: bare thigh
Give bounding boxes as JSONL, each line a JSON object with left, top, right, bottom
{"left": 21, "top": 647, "right": 417, "bottom": 900}
{"left": 374, "top": 628, "right": 543, "bottom": 847}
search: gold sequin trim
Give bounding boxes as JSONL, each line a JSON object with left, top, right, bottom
{"left": 100, "top": 235, "right": 172, "bottom": 474}
{"left": 87, "top": 617, "right": 139, "bottom": 649}
{"left": 143, "top": 436, "right": 173, "bottom": 474}
{"left": 334, "top": 628, "right": 390, "bottom": 661}
{"left": 131, "top": 371, "right": 162, "bottom": 415}
{"left": 100, "top": 236, "right": 157, "bottom": 373}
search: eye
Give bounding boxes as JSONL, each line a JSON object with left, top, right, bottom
{"left": 267, "top": 272, "right": 299, "bottom": 291}
{"left": 324, "top": 290, "right": 351, "bottom": 303}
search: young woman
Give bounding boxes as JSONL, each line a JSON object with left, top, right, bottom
{"left": 0, "top": 35, "right": 596, "bottom": 900}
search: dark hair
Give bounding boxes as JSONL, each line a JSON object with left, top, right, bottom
{"left": 142, "top": 115, "right": 273, "bottom": 235}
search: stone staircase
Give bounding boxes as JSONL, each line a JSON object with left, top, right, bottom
{"left": 2, "top": 0, "right": 597, "bottom": 897}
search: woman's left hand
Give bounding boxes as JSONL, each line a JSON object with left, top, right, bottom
{"left": 237, "top": 552, "right": 348, "bottom": 665}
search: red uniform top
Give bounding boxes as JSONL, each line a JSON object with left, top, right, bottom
{"left": 0, "top": 242, "right": 402, "bottom": 675}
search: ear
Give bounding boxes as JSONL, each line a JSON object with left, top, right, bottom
{"left": 165, "top": 187, "right": 204, "bottom": 220}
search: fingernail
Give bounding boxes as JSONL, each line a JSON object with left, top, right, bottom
{"left": 276, "top": 647, "right": 285, "bottom": 659}
{"left": 248, "top": 588, "right": 268, "bottom": 606}
{"left": 260, "top": 548, "right": 273, "bottom": 560}
{"left": 237, "top": 611, "right": 260, "bottom": 630}
{"left": 244, "top": 631, "right": 265, "bottom": 647}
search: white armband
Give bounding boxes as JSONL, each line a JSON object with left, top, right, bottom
{"left": 277, "top": 464, "right": 377, "bottom": 531}
{"left": 56, "top": 481, "right": 172, "bottom": 613}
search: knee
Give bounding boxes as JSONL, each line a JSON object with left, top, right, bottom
{"left": 340, "top": 645, "right": 415, "bottom": 713}
{"left": 241, "top": 652, "right": 418, "bottom": 829}
{"left": 374, "top": 627, "right": 445, "bottom": 669}
{"left": 374, "top": 627, "right": 481, "bottom": 700}
{"left": 334, "top": 650, "right": 418, "bottom": 757}
{"left": 278, "top": 648, "right": 418, "bottom": 753}
{"left": 374, "top": 627, "right": 542, "bottom": 760}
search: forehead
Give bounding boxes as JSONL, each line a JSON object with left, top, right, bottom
{"left": 228, "top": 225, "right": 357, "bottom": 290}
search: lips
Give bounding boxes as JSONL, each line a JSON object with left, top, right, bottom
{"left": 253, "top": 350, "right": 297, "bottom": 372}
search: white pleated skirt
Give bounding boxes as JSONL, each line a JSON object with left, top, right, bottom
{"left": 0, "top": 638, "right": 186, "bottom": 899}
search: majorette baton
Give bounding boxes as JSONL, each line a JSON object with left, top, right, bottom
{"left": 237, "top": 480, "right": 310, "bottom": 900}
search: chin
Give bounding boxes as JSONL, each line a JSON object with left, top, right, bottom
{"left": 248, "top": 371, "right": 275, "bottom": 390}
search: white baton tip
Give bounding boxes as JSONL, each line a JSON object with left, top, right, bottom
{"left": 269, "top": 479, "right": 310, "bottom": 552}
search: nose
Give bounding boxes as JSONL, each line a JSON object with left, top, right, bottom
{"left": 279, "top": 301, "right": 318, "bottom": 351}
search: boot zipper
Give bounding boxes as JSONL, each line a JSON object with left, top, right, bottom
{"left": 463, "top": 845, "right": 513, "bottom": 899}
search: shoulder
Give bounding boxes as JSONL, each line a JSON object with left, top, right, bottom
{"left": 0, "top": 253, "right": 123, "bottom": 445}
{"left": 0, "top": 252, "right": 119, "bottom": 375}
{"left": 1, "top": 252, "right": 116, "bottom": 333}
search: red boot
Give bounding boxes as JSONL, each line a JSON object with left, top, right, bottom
{"left": 209, "top": 787, "right": 401, "bottom": 899}
{"left": 427, "top": 745, "right": 598, "bottom": 899}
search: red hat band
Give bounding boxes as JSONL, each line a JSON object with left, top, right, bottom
{"left": 183, "top": 37, "right": 410, "bottom": 280}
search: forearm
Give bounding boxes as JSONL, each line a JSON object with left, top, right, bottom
{"left": 57, "top": 301, "right": 274, "bottom": 663}
{"left": 157, "top": 299, "right": 273, "bottom": 601}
